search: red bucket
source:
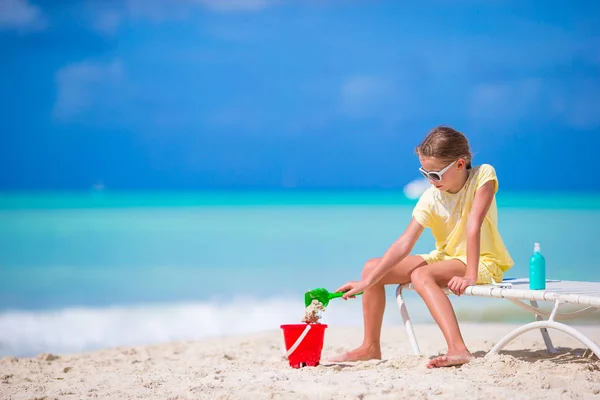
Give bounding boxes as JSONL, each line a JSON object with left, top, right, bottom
{"left": 280, "top": 323, "right": 327, "bottom": 368}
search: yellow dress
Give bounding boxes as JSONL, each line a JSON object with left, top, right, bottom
{"left": 412, "top": 164, "right": 514, "bottom": 284}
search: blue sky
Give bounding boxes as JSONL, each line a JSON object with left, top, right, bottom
{"left": 1, "top": 0, "right": 599, "bottom": 191}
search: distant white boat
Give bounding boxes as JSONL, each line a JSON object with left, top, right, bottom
{"left": 403, "top": 178, "right": 430, "bottom": 199}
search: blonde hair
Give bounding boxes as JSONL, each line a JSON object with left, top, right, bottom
{"left": 416, "top": 126, "right": 472, "bottom": 169}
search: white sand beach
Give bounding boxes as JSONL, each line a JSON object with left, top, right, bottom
{"left": 1, "top": 323, "right": 599, "bottom": 400}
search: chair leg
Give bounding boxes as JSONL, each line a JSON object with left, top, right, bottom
{"left": 396, "top": 285, "right": 420, "bottom": 355}
{"left": 486, "top": 320, "right": 600, "bottom": 359}
{"left": 530, "top": 300, "right": 559, "bottom": 354}
{"left": 487, "top": 299, "right": 600, "bottom": 359}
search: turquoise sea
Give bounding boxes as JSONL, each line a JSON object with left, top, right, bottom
{"left": 1, "top": 190, "right": 599, "bottom": 357}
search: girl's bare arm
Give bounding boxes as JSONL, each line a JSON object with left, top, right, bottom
{"left": 362, "top": 218, "right": 424, "bottom": 287}
{"left": 465, "top": 180, "right": 496, "bottom": 280}
{"left": 337, "top": 218, "right": 424, "bottom": 298}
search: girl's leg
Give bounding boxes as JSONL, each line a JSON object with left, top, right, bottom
{"left": 329, "top": 255, "right": 427, "bottom": 362}
{"left": 409, "top": 259, "right": 473, "bottom": 368}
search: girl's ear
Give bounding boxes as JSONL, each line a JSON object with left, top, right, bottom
{"left": 457, "top": 158, "right": 467, "bottom": 170}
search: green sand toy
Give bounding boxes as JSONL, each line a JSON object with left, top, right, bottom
{"left": 304, "top": 288, "right": 364, "bottom": 307}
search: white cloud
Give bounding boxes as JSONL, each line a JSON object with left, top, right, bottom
{"left": 194, "top": 0, "right": 279, "bottom": 12}
{"left": 123, "top": 0, "right": 279, "bottom": 18}
{"left": 203, "top": 24, "right": 260, "bottom": 42}
{"left": 550, "top": 79, "right": 600, "bottom": 129}
{"left": 468, "top": 77, "right": 600, "bottom": 130}
{"left": 339, "top": 75, "right": 393, "bottom": 117}
{"left": 53, "top": 60, "right": 124, "bottom": 121}
{"left": 86, "top": 0, "right": 282, "bottom": 35}
{"left": 0, "top": 0, "right": 46, "bottom": 32}
{"left": 123, "top": 0, "right": 187, "bottom": 21}
{"left": 91, "top": 9, "right": 122, "bottom": 36}
{"left": 468, "top": 79, "right": 542, "bottom": 121}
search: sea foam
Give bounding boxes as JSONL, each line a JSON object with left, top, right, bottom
{"left": 1, "top": 293, "right": 585, "bottom": 358}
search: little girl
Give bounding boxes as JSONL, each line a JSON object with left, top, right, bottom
{"left": 332, "top": 126, "right": 514, "bottom": 368}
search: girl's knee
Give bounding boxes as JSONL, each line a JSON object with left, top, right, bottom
{"left": 361, "top": 257, "right": 380, "bottom": 279}
{"left": 410, "top": 267, "right": 432, "bottom": 289}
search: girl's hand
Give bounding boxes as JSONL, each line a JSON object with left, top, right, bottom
{"left": 447, "top": 276, "right": 476, "bottom": 296}
{"left": 336, "top": 280, "right": 369, "bottom": 299}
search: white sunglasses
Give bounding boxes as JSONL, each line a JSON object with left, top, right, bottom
{"left": 419, "top": 159, "right": 458, "bottom": 182}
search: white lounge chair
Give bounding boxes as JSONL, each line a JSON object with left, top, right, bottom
{"left": 395, "top": 278, "right": 600, "bottom": 359}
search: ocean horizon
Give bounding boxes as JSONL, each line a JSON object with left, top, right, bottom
{"left": 1, "top": 189, "right": 599, "bottom": 357}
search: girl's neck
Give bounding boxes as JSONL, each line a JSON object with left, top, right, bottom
{"left": 446, "top": 168, "right": 470, "bottom": 194}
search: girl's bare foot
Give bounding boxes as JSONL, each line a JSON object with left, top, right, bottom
{"left": 426, "top": 351, "right": 473, "bottom": 368}
{"left": 328, "top": 346, "right": 381, "bottom": 362}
